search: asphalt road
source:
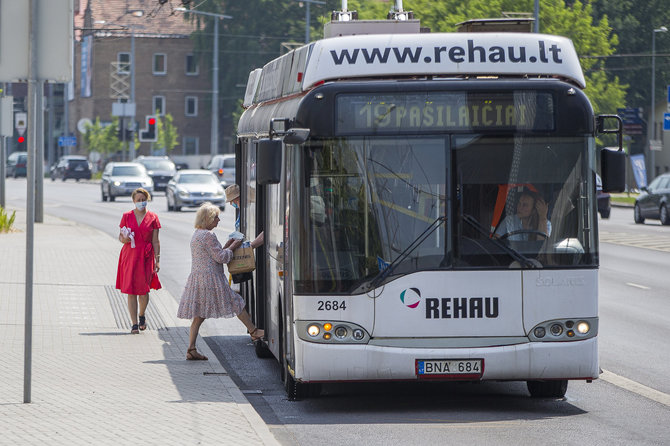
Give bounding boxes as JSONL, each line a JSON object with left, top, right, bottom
{"left": 3, "top": 178, "right": 669, "bottom": 446}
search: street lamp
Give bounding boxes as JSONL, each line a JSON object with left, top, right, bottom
{"left": 296, "top": 0, "right": 326, "bottom": 43}
{"left": 650, "top": 25, "right": 667, "bottom": 182}
{"left": 175, "top": 7, "right": 232, "bottom": 156}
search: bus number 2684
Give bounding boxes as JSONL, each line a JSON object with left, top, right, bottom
{"left": 317, "top": 300, "right": 346, "bottom": 311}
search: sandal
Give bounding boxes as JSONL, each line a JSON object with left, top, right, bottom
{"left": 130, "top": 324, "right": 139, "bottom": 334}
{"left": 250, "top": 328, "right": 265, "bottom": 342}
{"left": 186, "top": 348, "right": 208, "bottom": 361}
{"left": 138, "top": 315, "right": 147, "bottom": 331}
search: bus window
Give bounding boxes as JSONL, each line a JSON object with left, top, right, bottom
{"left": 453, "top": 135, "right": 595, "bottom": 268}
{"left": 294, "top": 137, "right": 448, "bottom": 293}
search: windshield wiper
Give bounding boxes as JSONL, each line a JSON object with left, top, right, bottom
{"left": 357, "top": 216, "right": 447, "bottom": 293}
{"left": 461, "top": 213, "right": 536, "bottom": 268}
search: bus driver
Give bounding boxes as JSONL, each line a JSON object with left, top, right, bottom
{"left": 494, "top": 188, "right": 551, "bottom": 241}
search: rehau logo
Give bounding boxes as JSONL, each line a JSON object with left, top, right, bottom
{"left": 425, "top": 297, "right": 499, "bottom": 319}
{"left": 399, "top": 288, "right": 421, "bottom": 309}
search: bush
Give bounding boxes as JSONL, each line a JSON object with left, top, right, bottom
{"left": 0, "top": 206, "right": 16, "bottom": 233}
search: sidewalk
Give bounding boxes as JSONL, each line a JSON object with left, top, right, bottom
{"left": 0, "top": 210, "right": 279, "bottom": 446}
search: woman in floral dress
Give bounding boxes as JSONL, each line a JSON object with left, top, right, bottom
{"left": 177, "top": 202, "right": 264, "bottom": 360}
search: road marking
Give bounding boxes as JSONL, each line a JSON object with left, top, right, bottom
{"left": 599, "top": 231, "right": 670, "bottom": 253}
{"left": 600, "top": 370, "right": 670, "bottom": 407}
{"left": 625, "top": 282, "right": 651, "bottom": 290}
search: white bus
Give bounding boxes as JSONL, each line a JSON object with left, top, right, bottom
{"left": 235, "top": 12, "right": 625, "bottom": 400}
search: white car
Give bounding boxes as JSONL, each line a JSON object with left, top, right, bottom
{"left": 101, "top": 162, "right": 154, "bottom": 202}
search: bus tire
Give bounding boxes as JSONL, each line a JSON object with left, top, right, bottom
{"left": 527, "top": 380, "right": 568, "bottom": 398}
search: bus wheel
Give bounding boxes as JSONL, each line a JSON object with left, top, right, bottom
{"left": 254, "top": 339, "right": 273, "bottom": 358}
{"left": 527, "top": 380, "right": 568, "bottom": 398}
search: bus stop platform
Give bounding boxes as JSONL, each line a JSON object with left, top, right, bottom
{"left": 0, "top": 209, "right": 278, "bottom": 446}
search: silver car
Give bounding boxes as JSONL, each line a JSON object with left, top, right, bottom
{"left": 206, "top": 154, "right": 235, "bottom": 186}
{"left": 166, "top": 169, "right": 226, "bottom": 211}
{"left": 133, "top": 156, "right": 176, "bottom": 192}
{"left": 101, "top": 162, "right": 154, "bottom": 202}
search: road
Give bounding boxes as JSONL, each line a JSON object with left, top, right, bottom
{"left": 3, "top": 178, "right": 669, "bottom": 445}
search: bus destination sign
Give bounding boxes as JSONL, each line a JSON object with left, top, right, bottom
{"left": 336, "top": 92, "right": 554, "bottom": 134}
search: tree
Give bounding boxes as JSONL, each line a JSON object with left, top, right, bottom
{"left": 83, "top": 117, "right": 124, "bottom": 157}
{"left": 591, "top": 0, "right": 670, "bottom": 112}
{"left": 156, "top": 114, "right": 179, "bottom": 154}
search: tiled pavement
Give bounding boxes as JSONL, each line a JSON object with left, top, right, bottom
{"left": 0, "top": 210, "right": 278, "bottom": 445}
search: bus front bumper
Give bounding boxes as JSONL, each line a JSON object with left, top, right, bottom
{"left": 292, "top": 337, "right": 599, "bottom": 382}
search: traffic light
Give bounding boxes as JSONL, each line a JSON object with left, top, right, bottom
{"left": 116, "top": 120, "right": 134, "bottom": 140}
{"left": 17, "top": 135, "right": 26, "bottom": 149}
{"left": 139, "top": 115, "right": 157, "bottom": 142}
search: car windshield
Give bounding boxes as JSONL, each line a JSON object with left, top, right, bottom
{"left": 178, "top": 174, "right": 217, "bottom": 184}
{"left": 140, "top": 160, "right": 175, "bottom": 171}
{"left": 112, "top": 166, "right": 144, "bottom": 176}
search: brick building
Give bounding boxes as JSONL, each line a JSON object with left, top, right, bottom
{"left": 71, "top": 0, "right": 217, "bottom": 167}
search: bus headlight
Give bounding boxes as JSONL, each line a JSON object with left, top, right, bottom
{"left": 576, "top": 321, "right": 590, "bottom": 334}
{"left": 529, "top": 318, "right": 598, "bottom": 342}
{"left": 334, "top": 326, "right": 347, "bottom": 339}
{"left": 307, "top": 324, "right": 320, "bottom": 337}
{"left": 550, "top": 324, "right": 563, "bottom": 336}
{"left": 352, "top": 329, "right": 365, "bottom": 340}
{"left": 296, "top": 321, "right": 369, "bottom": 344}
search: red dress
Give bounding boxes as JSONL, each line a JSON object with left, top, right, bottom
{"left": 116, "top": 210, "right": 162, "bottom": 294}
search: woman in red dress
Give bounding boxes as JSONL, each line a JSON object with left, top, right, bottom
{"left": 116, "top": 188, "right": 161, "bottom": 334}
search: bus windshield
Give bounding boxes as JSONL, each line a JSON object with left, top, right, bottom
{"left": 293, "top": 134, "right": 597, "bottom": 294}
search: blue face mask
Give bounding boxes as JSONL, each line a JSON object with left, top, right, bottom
{"left": 232, "top": 202, "right": 238, "bottom": 208}
{"left": 135, "top": 201, "right": 148, "bottom": 211}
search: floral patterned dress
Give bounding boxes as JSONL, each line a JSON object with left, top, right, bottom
{"left": 177, "top": 229, "right": 245, "bottom": 319}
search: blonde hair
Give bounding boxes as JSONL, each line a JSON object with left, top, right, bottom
{"left": 132, "top": 188, "right": 151, "bottom": 201}
{"left": 194, "top": 202, "right": 220, "bottom": 229}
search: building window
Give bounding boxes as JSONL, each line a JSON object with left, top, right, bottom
{"left": 183, "top": 136, "right": 199, "bottom": 155}
{"left": 152, "top": 96, "right": 166, "bottom": 116}
{"left": 153, "top": 53, "right": 167, "bottom": 75}
{"left": 185, "top": 96, "right": 198, "bottom": 117}
{"left": 185, "top": 54, "right": 198, "bottom": 75}
{"left": 117, "top": 52, "right": 130, "bottom": 74}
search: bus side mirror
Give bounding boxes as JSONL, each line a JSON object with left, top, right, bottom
{"left": 283, "top": 128, "right": 310, "bottom": 145}
{"left": 257, "top": 138, "right": 282, "bottom": 185}
{"left": 601, "top": 147, "right": 626, "bottom": 193}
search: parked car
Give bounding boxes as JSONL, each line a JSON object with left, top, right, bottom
{"left": 50, "top": 155, "right": 92, "bottom": 181}
{"left": 101, "top": 162, "right": 154, "bottom": 202}
{"left": 206, "top": 154, "right": 235, "bottom": 186}
{"left": 634, "top": 172, "right": 670, "bottom": 225}
{"left": 166, "top": 170, "right": 226, "bottom": 211}
{"left": 6, "top": 151, "right": 27, "bottom": 178}
{"left": 133, "top": 156, "right": 176, "bottom": 192}
{"left": 595, "top": 173, "right": 611, "bottom": 219}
